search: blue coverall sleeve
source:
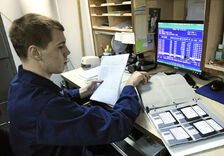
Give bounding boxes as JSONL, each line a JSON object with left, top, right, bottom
{"left": 64, "top": 88, "right": 81, "bottom": 100}
{"left": 36, "top": 85, "right": 140, "bottom": 146}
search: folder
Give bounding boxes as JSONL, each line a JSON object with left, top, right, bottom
{"left": 137, "top": 74, "right": 224, "bottom": 156}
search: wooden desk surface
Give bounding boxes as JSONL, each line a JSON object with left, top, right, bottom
{"left": 61, "top": 66, "right": 224, "bottom": 156}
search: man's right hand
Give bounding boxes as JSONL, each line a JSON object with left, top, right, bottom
{"left": 125, "top": 71, "right": 150, "bottom": 87}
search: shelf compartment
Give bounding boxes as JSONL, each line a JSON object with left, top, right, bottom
{"left": 90, "top": 6, "right": 107, "bottom": 15}
{"left": 108, "top": 16, "right": 132, "bottom": 28}
{"left": 91, "top": 16, "right": 109, "bottom": 27}
{"left": 89, "top": 0, "right": 106, "bottom": 7}
{"left": 108, "top": 5, "right": 131, "bottom": 15}
{"left": 93, "top": 31, "right": 114, "bottom": 56}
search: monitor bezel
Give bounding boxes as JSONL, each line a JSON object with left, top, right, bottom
{"left": 155, "top": 20, "right": 204, "bottom": 74}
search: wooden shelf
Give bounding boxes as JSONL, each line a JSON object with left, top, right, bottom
{"left": 92, "top": 26, "right": 132, "bottom": 32}
{"left": 91, "top": 13, "right": 131, "bottom": 16}
{"left": 90, "top": 5, "right": 106, "bottom": 8}
{"left": 204, "top": 64, "right": 224, "bottom": 75}
{"left": 90, "top": 3, "right": 131, "bottom": 7}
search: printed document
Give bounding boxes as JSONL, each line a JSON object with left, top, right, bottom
{"left": 90, "top": 54, "right": 129, "bottom": 105}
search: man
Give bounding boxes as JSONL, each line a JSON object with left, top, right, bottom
{"left": 8, "top": 13, "right": 150, "bottom": 156}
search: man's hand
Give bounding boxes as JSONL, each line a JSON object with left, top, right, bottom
{"left": 79, "top": 80, "right": 103, "bottom": 99}
{"left": 125, "top": 71, "right": 150, "bottom": 87}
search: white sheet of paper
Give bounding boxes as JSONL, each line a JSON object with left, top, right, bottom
{"left": 192, "top": 105, "right": 206, "bottom": 116}
{"left": 181, "top": 107, "right": 199, "bottom": 119}
{"left": 121, "top": 32, "right": 135, "bottom": 44}
{"left": 138, "top": 74, "right": 197, "bottom": 109}
{"left": 206, "top": 119, "right": 223, "bottom": 131}
{"left": 158, "top": 74, "right": 197, "bottom": 104}
{"left": 159, "top": 112, "right": 176, "bottom": 124}
{"left": 90, "top": 54, "right": 129, "bottom": 105}
{"left": 170, "top": 127, "right": 190, "bottom": 140}
{"left": 193, "top": 120, "right": 215, "bottom": 135}
{"left": 78, "top": 66, "right": 100, "bottom": 81}
{"left": 115, "top": 32, "right": 122, "bottom": 41}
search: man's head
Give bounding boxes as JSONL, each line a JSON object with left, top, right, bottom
{"left": 9, "top": 13, "right": 70, "bottom": 78}
{"left": 9, "top": 13, "right": 64, "bottom": 59}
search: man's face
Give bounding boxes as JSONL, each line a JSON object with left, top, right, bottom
{"left": 40, "top": 29, "right": 70, "bottom": 76}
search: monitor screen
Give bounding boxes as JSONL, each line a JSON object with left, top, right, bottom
{"left": 157, "top": 21, "right": 204, "bottom": 73}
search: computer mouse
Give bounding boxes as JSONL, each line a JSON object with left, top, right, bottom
{"left": 209, "top": 80, "right": 224, "bottom": 91}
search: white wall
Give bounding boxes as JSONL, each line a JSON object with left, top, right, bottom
{"left": 80, "top": 0, "right": 95, "bottom": 56}
{"left": 56, "top": 0, "right": 82, "bottom": 68}
{"left": 0, "top": 0, "right": 23, "bottom": 70}
{"left": 56, "top": 0, "right": 95, "bottom": 68}
{"left": 0, "top": 0, "right": 95, "bottom": 71}
{"left": 19, "top": 0, "right": 59, "bottom": 20}
{"left": 0, "top": 0, "right": 23, "bottom": 21}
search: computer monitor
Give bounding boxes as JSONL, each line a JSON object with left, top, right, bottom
{"left": 156, "top": 20, "right": 204, "bottom": 73}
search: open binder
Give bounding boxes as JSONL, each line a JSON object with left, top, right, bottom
{"left": 137, "top": 74, "right": 224, "bottom": 155}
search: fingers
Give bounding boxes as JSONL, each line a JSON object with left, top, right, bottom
{"left": 91, "top": 79, "right": 104, "bottom": 84}
{"left": 87, "top": 79, "right": 104, "bottom": 92}
{"left": 139, "top": 71, "right": 150, "bottom": 84}
{"left": 125, "top": 71, "right": 151, "bottom": 87}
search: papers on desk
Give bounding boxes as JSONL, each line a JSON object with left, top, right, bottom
{"left": 77, "top": 66, "right": 100, "bottom": 81}
{"left": 90, "top": 54, "right": 129, "bottom": 105}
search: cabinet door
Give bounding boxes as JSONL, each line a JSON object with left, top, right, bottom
{"left": 0, "top": 30, "right": 9, "bottom": 59}
{"left": 0, "top": 102, "right": 8, "bottom": 124}
{"left": 0, "top": 59, "right": 15, "bottom": 102}
{"left": 0, "top": 14, "right": 16, "bottom": 102}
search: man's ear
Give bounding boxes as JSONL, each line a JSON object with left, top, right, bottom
{"left": 28, "top": 45, "right": 42, "bottom": 60}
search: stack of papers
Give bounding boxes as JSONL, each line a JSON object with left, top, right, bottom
{"left": 77, "top": 66, "right": 100, "bottom": 81}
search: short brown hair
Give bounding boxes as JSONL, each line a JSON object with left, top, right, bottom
{"left": 9, "top": 13, "right": 64, "bottom": 59}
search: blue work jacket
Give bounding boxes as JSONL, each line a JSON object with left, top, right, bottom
{"left": 7, "top": 65, "right": 140, "bottom": 156}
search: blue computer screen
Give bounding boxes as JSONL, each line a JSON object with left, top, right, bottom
{"left": 157, "top": 21, "right": 204, "bottom": 73}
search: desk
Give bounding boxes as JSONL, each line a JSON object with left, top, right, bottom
{"left": 61, "top": 65, "right": 224, "bottom": 156}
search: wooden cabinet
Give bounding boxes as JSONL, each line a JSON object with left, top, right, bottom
{"left": 88, "top": 0, "right": 133, "bottom": 57}
{"left": 202, "top": 0, "right": 224, "bottom": 75}
{"left": 88, "top": 0, "right": 224, "bottom": 75}
{"left": 0, "top": 13, "right": 16, "bottom": 130}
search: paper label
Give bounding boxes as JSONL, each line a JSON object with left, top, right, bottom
{"left": 185, "top": 126, "right": 199, "bottom": 135}
{"left": 192, "top": 105, "right": 206, "bottom": 116}
{"left": 170, "top": 127, "right": 190, "bottom": 140}
{"left": 162, "top": 132, "right": 174, "bottom": 141}
{"left": 193, "top": 121, "right": 215, "bottom": 135}
{"left": 153, "top": 117, "right": 164, "bottom": 126}
{"left": 181, "top": 107, "right": 199, "bottom": 119}
{"left": 206, "top": 119, "right": 223, "bottom": 131}
{"left": 159, "top": 112, "right": 176, "bottom": 124}
{"left": 172, "top": 111, "right": 185, "bottom": 120}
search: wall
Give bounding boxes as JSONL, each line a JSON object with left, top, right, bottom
{"left": 19, "top": 0, "right": 59, "bottom": 20}
{"left": 56, "top": 0, "right": 95, "bottom": 69}
{"left": 80, "top": 0, "right": 95, "bottom": 57}
{"left": 0, "top": 0, "right": 95, "bottom": 71}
